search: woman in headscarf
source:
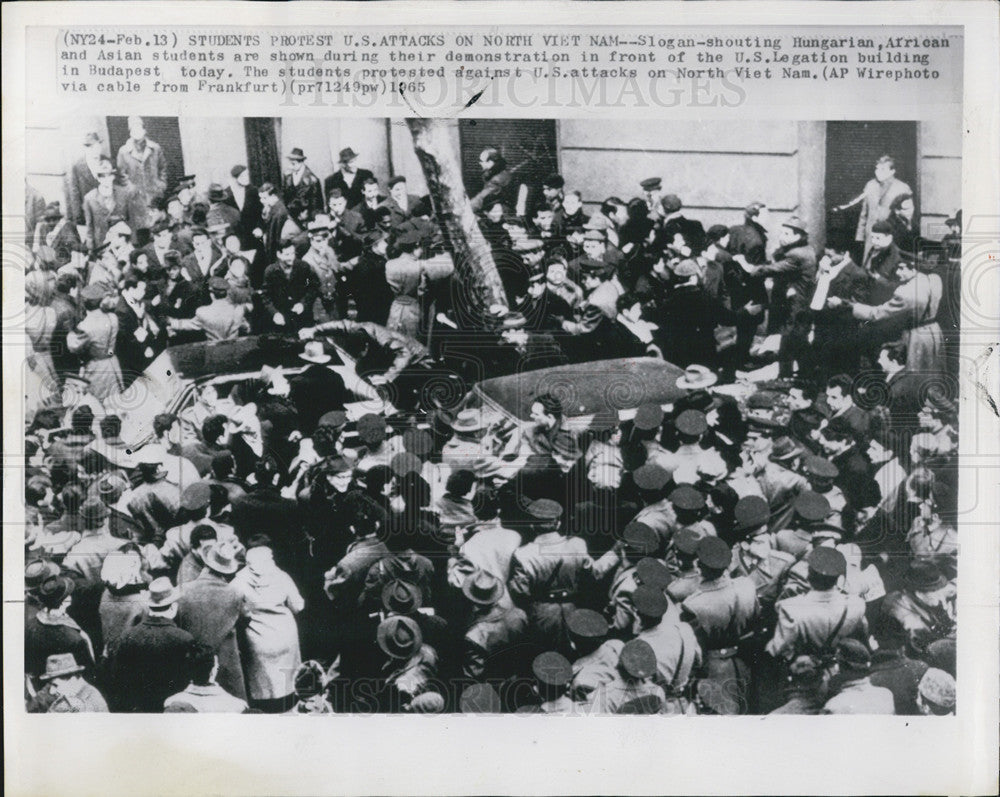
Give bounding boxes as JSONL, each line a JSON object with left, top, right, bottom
{"left": 231, "top": 535, "right": 305, "bottom": 713}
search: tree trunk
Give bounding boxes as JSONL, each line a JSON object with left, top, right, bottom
{"left": 405, "top": 118, "right": 508, "bottom": 323}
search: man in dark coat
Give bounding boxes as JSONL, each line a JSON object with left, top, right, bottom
{"left": 176, "top": 544, "right": 247, "bottom": 701}
{"left": 25, "top": 576, "right": 96, "bottom": 686}
{"left": 282, "top": 147, "right": 324, "bottom": 216}
{"left": 728, "top": 202, "right": 770, "bottom": 265}
{"left": 34, "top": 202, "right": 86, "bottom": 269}
{"left": 746, "top": 216, "right": 818, "bottom": 377}
{"left": 230, "top": 456, "right": 307, "bottom": 575}
{"left": 106, "top": 578, "right": 195, "bottom": 712}
{"left": 222, "top": 165, "right": 264, "bottom": 250}
{"left": 262, "top": 238, "right": 320, "bottom": 333}
{"left": 67, "top": 132, "right": 106, "bottom": 227}
{"left": 657, "top": 194, "right": 706, "bottom": 256}
{"left": 863, "top": 220, "right": 904, "bottom": 304}
{"left": 470, "top": 147, "right": 516, "bottom": 213}
{"left": 324, "top": 147, "right": 376, "bottom": 209}
{"left": 114, "top": 273, "right": 166, "bottom": 384}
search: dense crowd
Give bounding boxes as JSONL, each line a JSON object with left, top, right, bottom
{"left": 23, "top": 118, "right": 960, "bottom": 714}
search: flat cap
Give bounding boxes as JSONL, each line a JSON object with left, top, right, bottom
{"left": 180, "top": 481, "right": 212, "bottom": 511}
{"left": 622, "top": 522, "right": 659, "bottom": 556}
{"left": 632, "top": 463, "right": 670, "bottom": 492}
{"left": 782, "top": 215, "right": 807, "bottom": 235}
{"left": 794, "top": 491, "right": 831, "bottom": 523}
{"left": 675, "top": 409, "right": 708, "bottom": 437}
{"left": 807, "top": 546, "right": 846, "bottom": 578}
{"left": 696, "top": 536, "right": 732, "bottom": 570}
{"left": 640, "top": 177, "right": 662, "bottom": 191}
{"left": 582, "top": 229, "right": 606, "bottom": 242}
{"left": 673, "top": 258, "right": 700, "bottom": 278}
{"left": 633, "top": 403, "right": 665, "bottom": 431}
{"left": 80, "top": 284, "right": 107, "bottom": 302}
{"left": 619, "top": 639, "right": 657, "bottom": 679}
{"left": 674, "top": 528, "right": 703, "bottom": 556}
{"left": 567, "top": 608, "right": 609, "bottom": 639}
{"left": 918, "top": 668, "right": 956, "bottom": 709}
{"left": 734, "top": 495, "right": 770, "bottom": 532}
{"left": 527, "top": 498, "right": 563, "bottom": 521}
{"left": 871, "top": 220, "right": 894, "bottom": 235}
{"left": 208, "top": 276, "right": 229, "bottom": 292}
{"left": 669, "top": 484, "right": 706, "bottom": 511}
{"left": 632, "top": 584, "right": 669, "bottom": 620}
{"left": 532, "top": 651, "right": 573, "bottom": 687}
{"left": 804, "top": 455, "right": 839, "bottom": 480}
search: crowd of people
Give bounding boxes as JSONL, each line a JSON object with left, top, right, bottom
{"left": 23, "top": 117, "right": 960, "bottom": 715}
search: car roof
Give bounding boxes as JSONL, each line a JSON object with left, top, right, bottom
{"left": 161, "top": 334, "right": 343, "bottom": 380}
{"left": 472, "top": 357, "right": 688, "bottom": 430}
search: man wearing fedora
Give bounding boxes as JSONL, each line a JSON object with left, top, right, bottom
{"left": 300, "top": 214, "right": 340, "bottom": 321}
{"left": 282, "top": 146, "right": 324, "bottom": 216}
{"left": 176, "top": 541, "right": 247, "bottom": 702}
{"left": 324, "top": 147, "right": 375, "bottom": 209}
{"left": 107, "top": 577, "right": 195, "bottom": 712}
{"left": 205, "top": 182, "right": 241, "bottom": 233}
{"left": 374, "top": 615, "right": 441, "bottom": 713}
{"left": 27, "top": 653, "right": 109, "bottom": 713}
{"left": 461, "top": 569, "right": 529, "bottom": 683}
{"left": 126, "top": 448, "right": 182, "bottom": 545}
{"left": 883, "top": 560, "right": 956, "bottom": 657}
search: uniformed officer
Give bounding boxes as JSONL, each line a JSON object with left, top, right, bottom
{"left": 766, "top": 547, "right": 868, "bottom": 664}
{"left": 629, "top": 463, "right": 677, "bottom": 547}
{"left": 802, "top": 455, "right": 847, "bottom": 531}
{"left": 729, "top": 496, "right": 797, "bottom": 613}
{"left": 774, "top": 491, "right": 833, "bottom": 558}
{"left": 629, "top": 403, "right": 675, "bottom": 473}
{"left": 529, "top": 651, "right": 577, "bottom": 714}
{"left": 508, "top": 499, "right": 594, "bottom": 656}
{"left": 566, "top": 608, "right": 624, "bottom": 701}
{"left": 588, "top": 639, "right": 666, "bottom": 714}
{"left": 633, "top": 585, "right": 701, "bottom": 714}
{"left": 667, "top": 528, "right": 705, "bottom": 603}
{"left": 681, "top": 537, "right": 759, "bottom": 714}
{"left": 666, "top": 484, "right": 716, "bottom": 542}
{"left": 600, "top": 522, "right": 660, "bottom": 636}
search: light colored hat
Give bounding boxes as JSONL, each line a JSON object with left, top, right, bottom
{"left": 147, "top": 576, "right": 180, "bottom": 608}
{"left": 676, "top": 364, "right": 718, "bottom": 390}
{"left": 299, "top": 340, "right": 332, "bottom": 364}
{"left": 39, "top": 653, "right": 85, "bottom": 681}
{"left": 450, "top": 408, "right": 489, "bottom": 433}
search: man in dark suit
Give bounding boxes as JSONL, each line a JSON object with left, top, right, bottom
{"left": 351, "top": 176, "right": 388, "bottom": 229}
{"left": 744, "top": 216, "right": 818, "bottom": 378}
{"left": 728, "top": 202, "right": 770, "bottom": 265}
{"left": 282, "top": 147, "right": 324, "bottom": 216}
{"left": 115, "top": 272, "right": 167, "bottom": 384}
{"left": 805, "top": 244, "right": 872, "bottom": 381}
{"left": 106, "top": 578, "right": 195, "bottom": 712}
{"left": 262, "top": 238, "right": 319, "bottom": 332}
{"left": 863, "top": 220, "right": 903, "bottom": 304}
{"left": 324, "top": 147, "right": 375, "bottom": 209}
{"left": 657, "top": 194, "right": 706, "bottom": 256}
{"left": 824, "top": 373, "right": 872, "bottom": 442}
{"left": 222, "top": 165, "right": 264, "bottom": 250}
{"left": 878, "top": 341, "right": 924, "bottom": 432}
{"left": 258, "top": 183, "right": 296, "bottom": 286}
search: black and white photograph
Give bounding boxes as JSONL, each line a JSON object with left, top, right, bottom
{"left": 20, "top": 114, "right": 964, "bottom": 716}
{"left": 4, "top": 3, "right": 998, "bottom": 796}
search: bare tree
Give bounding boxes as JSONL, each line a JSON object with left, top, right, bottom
{"left": 405, "top": 118, "right": 508, "bottom": 321}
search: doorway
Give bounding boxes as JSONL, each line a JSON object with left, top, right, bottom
{"left": 825, "top": 121, "right": 918, "bottom": 257}
{"left": 458, "top": 119, "right": 558, "bottom": 213}
{"left": 106, "top": 116, "right": 186, "bottom": 196}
